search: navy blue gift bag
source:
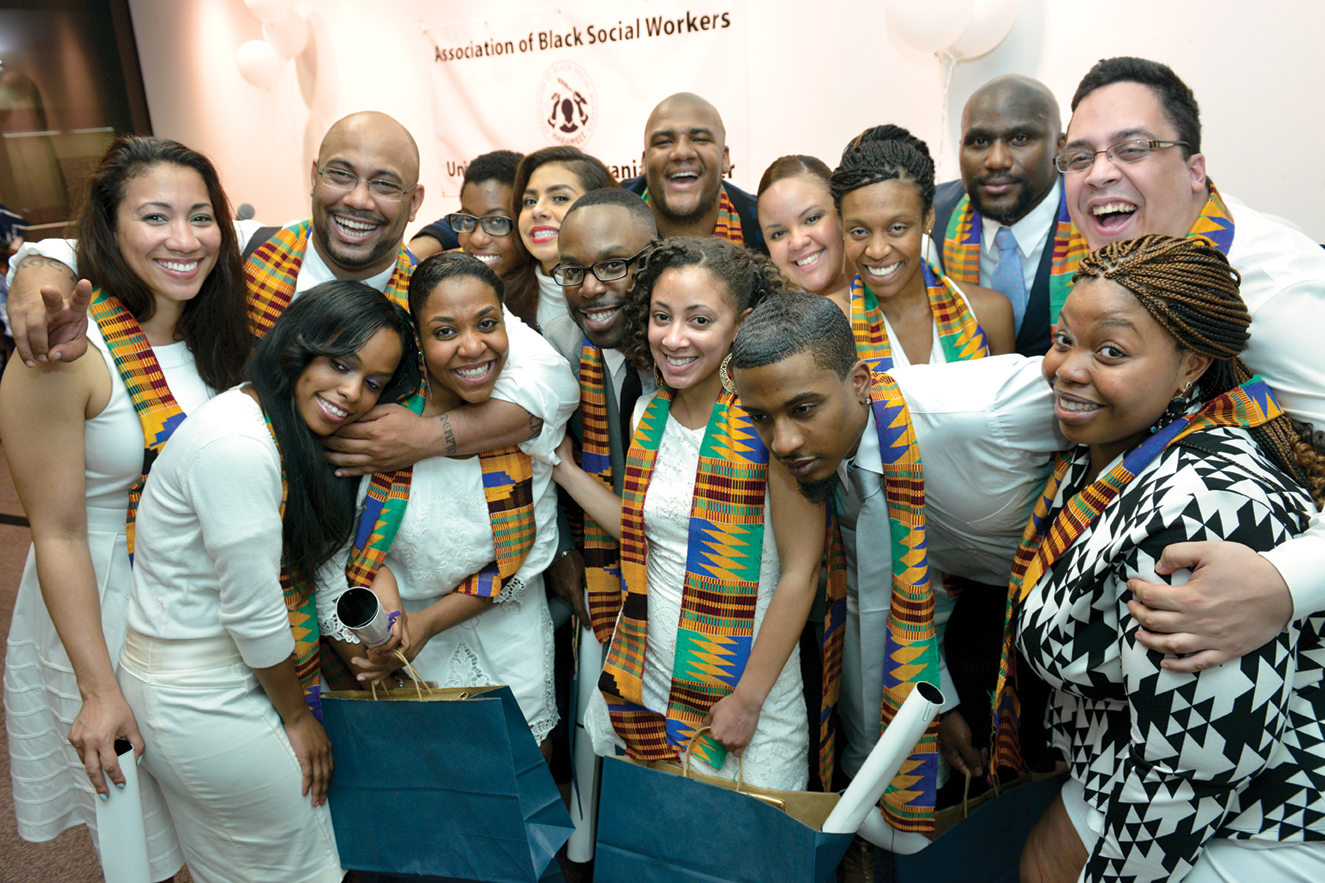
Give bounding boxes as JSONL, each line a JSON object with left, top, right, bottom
{"left": 594, "top": 754, "right": 854, "bottom": 883}
{"left": 322, "top": 685, "right": 574, "bottom": 883}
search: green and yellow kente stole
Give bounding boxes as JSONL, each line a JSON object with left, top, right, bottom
{"left": 242, "top": 220, "right": 415, "bottom": 338}
{"left": 990, "top": 375, "right": 1280, "bottom": 775}
{"left": 600, "top": 389, "right": 767, "bottom": 771}
{"left": 868, "top": 372, "right": 941, "bottom": 833}
{"left": 849, "top": 260, "right": 990, "bottom": 373}
{"left": 578, "top": 341, "right": 627, "bottom": 643}
{"left": 88, "top": 290, "right": 189, "bottom": 563}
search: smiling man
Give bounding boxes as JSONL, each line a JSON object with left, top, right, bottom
{"left": 620, "top": 92, "right": 765, "bottom": 253}
{"left": 731, "top": 291, "right": 1063, "bottom": 823}
{"left": 542, "top": 188, "right": 658, "bottom": 636}
{"left": 1059, "top": 57, "right": 1325, "bottom": 679}
{"left": 933, "top": 75, "right": 1065, "bottom": 355}
{"left": 5, "top": 112, "right": 576, "bottom": 473}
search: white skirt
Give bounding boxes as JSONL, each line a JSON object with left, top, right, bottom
{"left": 3, "top": 508, "right": 183, "bottom": 880}
{"left": 118, "top": 629, "right": 342, "bottom": 883}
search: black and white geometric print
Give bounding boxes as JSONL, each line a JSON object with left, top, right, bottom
{"left": 1015, "top": 427, "right": 1324, "bottom": 883}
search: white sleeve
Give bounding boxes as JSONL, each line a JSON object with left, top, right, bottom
{"left": 186, "top": 431, "right": 296, "bottom": 669}
{"left": 1264, "top": 510, "right": 1325, "bottom": 621}
{"left": 1243, "top": 280, "right": 1325, "bottom": 431}
{"left": 493, "top": 308, "right": 580, "bottom": 433}
{"left": 6, "top": 238, "right": 78, "bottom": 285}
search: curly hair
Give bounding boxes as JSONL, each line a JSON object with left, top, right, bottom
{"left": 1074, "top": 235, "right": 1324, "bottom": 507}
{"left": 73, "top": 135, "right": 250, "bottom": 392}
{"left": 619, "top": 236, "right": 788, "bottom": 373}
{"left": 830, "top": 124, "right": 936, "bottom": 212}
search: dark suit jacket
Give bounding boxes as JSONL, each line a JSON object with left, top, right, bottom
{"left": 931, "top": 180, "right": 1054, "bottom": 356}
{"left": 621, "top": 176, "right": 766, "bottom": 255}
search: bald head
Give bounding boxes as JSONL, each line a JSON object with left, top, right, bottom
{"left": 309, "top": 111, "right": 426, "bottom": 280}
{"left": 319, "top": 111, "right": 420, "bottom": 184}
{"left": 958, "top": 75, "right": 1064, "bottom": 226}
{"left": 642, "top": 92, "right": 731, "bottom": 234}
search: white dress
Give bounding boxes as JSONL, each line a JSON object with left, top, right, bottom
{"left": 320, "top": 417, "right": 564, "bottom": 744}
{"left": 586, "top": 404, "right": 809, "bottom": 790}
{"left": 3, "top": 319, "right": 206, "bottom": 877}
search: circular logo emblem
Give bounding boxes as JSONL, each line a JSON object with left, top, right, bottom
{"left": 536, "top": 60, "right": 597, "bottom": 147}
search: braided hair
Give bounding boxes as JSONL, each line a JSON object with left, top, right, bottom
{"left": 829, "top": 124, "right": 935, "bottom": 212}
{"left": 1074, "top": 235, "right": 1324, "bottom": 507}
{"left": 620, "top": 236, "right": 789, "bottom": 373}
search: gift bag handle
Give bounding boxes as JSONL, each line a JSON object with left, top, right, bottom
{"left": 367, "top": 651, "right": 435, "bottom": 701}
{"left": 682, "top": 726, "right": 785, "bottom": 809}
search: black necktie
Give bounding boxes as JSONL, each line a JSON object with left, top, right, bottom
{"left": 618, "top": 366, "right": 642, "bottom": 445}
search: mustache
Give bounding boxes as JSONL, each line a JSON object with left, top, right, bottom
{"left": 973, "top": 173, "right": 1027, "bottom": 189}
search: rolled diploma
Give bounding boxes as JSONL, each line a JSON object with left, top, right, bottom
{"left": 95, "top": 739, "right": 151, "bottom": 883}
{"left": 858, "top": 805, "right": 933, "bottom": 854}
{"left": 820, "top": 681, "right": 944, "bottom": 833}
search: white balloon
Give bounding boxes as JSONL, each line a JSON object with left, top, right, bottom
{"left": 243, "top": 0, "right": 291, "bottom": 24}
{"left": 885, "top": 0, "right": 975, "bottom": 54}
{"left": 236, "top": 40, "right": 282, "bottom": 89}
{"left": 950, "top": 0, "right": 1017, "bottom": 60}
{"left": 887, "top": 22, "right": 939, "bottom": 66}
{"left": 263, "top": 10, "right": 308, "bottom": 59}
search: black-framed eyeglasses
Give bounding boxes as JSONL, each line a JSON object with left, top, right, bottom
{"left": 444, "top": 212, "right": 514, "bottom": 236}
{"left": 551, "top": 246, "right": 653, "bottom": 286}
{"left": 316, "top": 165, "right": 417, "bottom": 202}
{"left": 1054, "top": 139, "right": 1190, "bottom": 174}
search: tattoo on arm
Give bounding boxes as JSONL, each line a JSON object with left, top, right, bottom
{"left": 18, "top": 256, "right": 77, "bottom": 283}
{"left": 527, "top": 414, "right": 544, "bottom": 440}
{"left": 439, "top": 412, "right": 458, "bottom": 456}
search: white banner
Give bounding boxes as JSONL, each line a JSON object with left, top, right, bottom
{"left": 422, "top": 1, "right": 749, "bottom": 199}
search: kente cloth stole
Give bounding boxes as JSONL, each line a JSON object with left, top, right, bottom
{"left": 600, "top": 389, "right": 768, "bottom": 771}
{"left": 343, "top": 445, "right": 536, "bottom": 599}
{"left": 942, "top": 183, "right": 1086, "bottom": 326}
{"left": 989, "top": 376, "right": 1282, "bottom": 774}
{"left": 578, "top": 340, "right": 627, "bottom": 643}
{"left": 259, "top": 410, "right": 324, "bottom": 721}
{"left": 88, "top": 290, "right": 188, "bottom": 563}
{"left": 242, "top": 220, "right": 415, "bottom": 338}
{"left": 849, "top": 261, "right": 990, "bottom": 372}
{"left": 819, "top": 511, "right": 848, "bottom": 790}
{"left": 639, "top": 186, "right": 744, "bottom": 246}
{"left": 868, "top": 372, "right": 941, "bottom": 833}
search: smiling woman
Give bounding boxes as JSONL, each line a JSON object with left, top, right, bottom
{"left": 831, "top": 124, "right": 1015, "bottom": 368}
{"left": 0, "top": 135, "right": 250, "bottom": 880}
{"left": 1005, "top": 235, "right": 1325, "bottom": 883}
{"left": 114, "top": 282, "right": 417, "bottom": 883}
{"left": 316, "top": 253, "right": 570, "bottom": 751}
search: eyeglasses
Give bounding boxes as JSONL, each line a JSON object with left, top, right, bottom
{"left": 444, "top": 213, "right": 514, "bottom": 236}
{"left": 1054, "top": 139, "right": 1190, "bottom": 174}
{"left": 315, "top": 165, "right": 417, "bottom": 202}
{"left": 551, "top": 246, "right": 653, "bottom": 286}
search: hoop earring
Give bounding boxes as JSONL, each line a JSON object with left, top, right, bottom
{"left": 653, "top": 363, "right": 668, "bottom": 390}
{"left": 719, "top": 354, "right": 736, "bottom": 393}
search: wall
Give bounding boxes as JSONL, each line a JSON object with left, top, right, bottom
{"left": 124, "top": 0, "right": 1325, "bottom": 241}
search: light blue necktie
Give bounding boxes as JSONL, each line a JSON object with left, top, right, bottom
{"left": 992, "top": 226, "right": 1028, "bottom": 333}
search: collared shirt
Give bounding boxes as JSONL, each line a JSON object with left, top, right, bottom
{"left": 978, "top": 178, "right": 1061, "bottom": 295}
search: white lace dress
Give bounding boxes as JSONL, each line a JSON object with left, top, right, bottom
{"left": 585, "top": 406, "right": 809, "bottom": 790}
{"left": 320, "top": 442, "right": 561, "bottom": 745}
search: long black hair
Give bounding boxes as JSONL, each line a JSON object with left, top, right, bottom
{"left": 73, "top": 135, "right": 250, "bottom": 392}
{"left": 246, "top": 282, "right": 420, "bottom": 592}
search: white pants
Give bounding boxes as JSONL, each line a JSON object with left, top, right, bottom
{"left": 118, "top": 630, "right": 342, "bottom": 883}
{"left": 1061, "top": 775, "right": 1325, "bottom": 882}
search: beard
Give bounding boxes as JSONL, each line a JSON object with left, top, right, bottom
{"left": 969, "top": 176, "right": 1038, "bottom": 227}
{"left": 796, "top": 474, "right": 838, "bottom": 506}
